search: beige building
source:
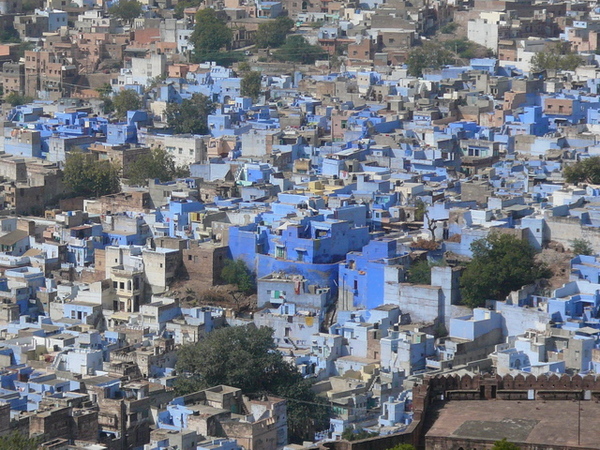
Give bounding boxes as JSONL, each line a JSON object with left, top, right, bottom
{"left": 104, "top": 245, "right": 145, "bottom": 314}
{"left": 143, "top": 133, "right": 207, "bottom": 167}
{"left": 142, "top": 247, "right": 181, "bottom": 294}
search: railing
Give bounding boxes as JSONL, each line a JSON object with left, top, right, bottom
{"left": 426, "top": 358, "right": 441, "bottom": 369}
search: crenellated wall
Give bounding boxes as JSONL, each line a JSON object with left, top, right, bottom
{"left": 319, "top": 373, "right": 600, "bottom": 450}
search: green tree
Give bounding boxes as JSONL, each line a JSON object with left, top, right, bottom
{"left": 5, "top": 92, "right": 33, "bottom": 106}
{"left": 174, "top": 0, "right": 201, "bottom": 18}
{"left": 191, "top": 8, "right": 232, "bottom": 62}
{"left": 146, "top": 74, "right": 166, "bottom": 92}
{"left": 571, "top": 238, "right": 594, "bottom": 256}
{"left": 21, "top": 0, "right": 38, "bottom": 13}
{"left": 406, "top": 41, "right": 453, "bottom": 77}
{"left": 109, "top": 0, "right": 143, "bottom": 24}
{"left": 341, "top": 427, "right": 378, "bottom": 441}
{"left": 240, "top": 70, "right": 262, "bottom": 100}
{"left": 0, "top": 432, "right": 39, "bottom": 450}
{"left": 112, "top": 88, "right": 142, "bottom": 121}
{"left": 63, "top": 150, "right": 120, "bottom": 198}
{"left": 126, "top": 148, "right": 189, "bottom": 186}
{"left": 531, "top": 43, "right": 582, "bottom": 72}
{"left": 439, "top": 22, "right": 458, "bottom": 34}
{"left": 237, "top": 61, "right": 252, "bottom": 73}
{"left": 102, "top": 97, "right": 115, "bottom": 115}
{"left": 274, "top": 35, "right": 327, "bottom": 64}
{"left": 443, "top": 38, "right": 477, "bottom": 59}
{"left": 407, "top": 259, "right": 445, "bottom": 285}
{"left": 564, "top": 156, "right": 600, "bottom": 185}
{"left": 0, "top": 26, "right": 20, "bottom": 43}
{"left": 387, "top": 444, "right": 416, "bottom": 450}
{"left": 221, "top": 259, "right": 255, "bottom": 294}
{"left": 96, "top": 83, "right": 114, "bottom": 114}
{"left": 414, "top": 198, "right": 427, "bottom": 221}
{"left": 165, "top": 93, "right": 214, "bottom": 135}
{"left": 175, "top": 325, "right": 330, "bottom": 442}
{"left": 16, "top": 41, "right": 34, "bottom": 59}
{"left": 460, "top": 233, "right": 551, "bottom": 309}
{"left": 492, "top": 438, "right": 521, "bottom": 450}
{"left": 96, "top": 83, "right": 113, "bottom": 97}
{"left": 255, "top": 16, "right": 294, "bottom": 49}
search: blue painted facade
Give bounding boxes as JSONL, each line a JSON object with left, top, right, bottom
{"left": 338, "top": 238, "right": 410, "bottom": 309}
{"left": 229, "top": 216, "right": 371, "bottom": 294}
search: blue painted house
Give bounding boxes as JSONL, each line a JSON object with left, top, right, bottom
{"left": 338, "top": 238, "right": 409, "bottom": 310}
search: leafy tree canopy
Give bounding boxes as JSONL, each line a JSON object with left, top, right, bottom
{"left": 255, "top": 16, "right": 294, "bottom": 49}
{"left": 492, "top": 438, "right": 521, "bottom": 450}
{"left": 96, "top": 83, "right": 113, "bottom": 97}
{"left": 531, "top": 43, "right": 581, "bottom": 73}
{"left": 237, "top": 61, "right": 252, "bottom": 73}
{"left": 564, "top": 156, "right": 600, "bottom": 185}
{"left": 406, "top": 41, "right": 453, "bottom": 77}
{"left": 174, "top": 0, "right": 201, "bottom": 18}
{"left": 63, "top": 150, "right": 120, "bottom": 198}
{"left": 407, "top": 259, "right": 446, "bottom": 285}
{"left": 414, "top": 198, "right": 427, "bottom": 221}
{"left": 341, "top": 427, "right": 378, "bottom": 441}
{"left": 460, "top": 233, "right": 551, "bottom": 309}
{"left": 0, "top": 26, "right": 20, "bottom": 44}
{"left": 442, "top": 38, "right": 478, "bottom": 60}
{"left": 21, "top": 0, "right": 38, "bottom": 13}
{"left": 191, "top": 8, "right": 233, "bottom": 61}
{"left": 221, "top": 259, "right": 255, "bottom": 294}
{"left": 571, "top": 238, "right": 594, "bottom": 256}
{"left": 113, "top": 88, "right": 142, "bottom": 121}
{"left": 240, "top": 70, "right": 262, "bottom": 100}
{"left": 126, "top": 148, "right": 189, "bottom": 186}
{"left": 274, "top": 35, "right": 327, "bottom": 64}
{"left": 387, "top": 444, "right": 416, "bottom": 450}
{"left": 109, "top": 0, "right": 143, "bottom": 23}
{"left": 5, "top": 92, "right": 33, "bottom": 106}
{"left": 440, "top": 22, "right": 458, "bottom": 34}
{"left": 0, "top": 432, "right": 39, "bottom": 450}
{"left": 165, "top": 93, "right": 215, "bottom": 135}
{"left": 175, "top": 325, "right": 330, "bottom": 442}
{"left": 176, "top": 325, "right": 292, "bottom": 396}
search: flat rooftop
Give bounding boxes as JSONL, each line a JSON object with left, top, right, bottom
{"left": 426, "top": 400, "right": 600, "bottom": 447}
